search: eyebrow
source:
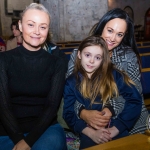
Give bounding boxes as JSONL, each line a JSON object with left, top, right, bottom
{"left": 84, "top": 51, "right": 102, "bottom": 56}
{"left": 27, "top": 20, "right": 48, "bottom": 25}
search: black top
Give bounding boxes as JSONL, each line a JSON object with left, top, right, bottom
{"left": 0, "top": 45, "right": 67, "bottom": 147}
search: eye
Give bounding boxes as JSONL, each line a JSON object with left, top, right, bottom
{"left": 117, "top": 33, "right": 124, "bottom": 37}
{"left": 108, "top": 29, "right": 113, "bottom": 33}
{"left": 85, "top": 53, "right": 90, "bottom": 57}
{"left": 40, "top": 26, "right": 47, "bottom": 30}
{"left": 28, "top": 24, "right": 34, "bottom": 27}
{"left": 95, "top": 56, "right": 101, "bottom": 60}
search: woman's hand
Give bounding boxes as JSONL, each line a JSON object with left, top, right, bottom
{"left": 80, "top": 109, "right": 111, "bottom": 129}
{"left": 82, "top": 127, "right": 111, "bottom": 144}
{"left": 108, "top": 126, "right": 119, "bottom": 138}
{"left": 12, "top": 140, "right": 31, "bottom": 150}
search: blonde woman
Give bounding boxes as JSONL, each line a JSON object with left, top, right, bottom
{"left": 0, "top": 3, "right": 67, "bottom": 150}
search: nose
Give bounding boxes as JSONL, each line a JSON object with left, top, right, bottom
{"left": 34, "top": 26, "right": 40, "bottom": 35}
{"left": 90, "top": 57, "right": 94, "bottom": 64}
{"left": 110, "top": 33, "right": 116, "bottom": 41}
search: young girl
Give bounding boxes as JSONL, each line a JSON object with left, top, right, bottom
{"left": 63, "top": 35, "right": 142, "bottom": 149}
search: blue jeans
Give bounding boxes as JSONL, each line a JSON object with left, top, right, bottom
{"left": 0, "top": 123, "right": 67, "bottom": 150}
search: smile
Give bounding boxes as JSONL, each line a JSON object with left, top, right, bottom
{"left": 106, "top": 40, "right": 115, "bottom": 46}
{"left": 31, "top": 36, "right": 40, "bottom": 39}
{"left": 87, "top": 65, "right": 94, "bottom": 69}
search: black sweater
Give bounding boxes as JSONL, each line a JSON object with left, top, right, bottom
{"left": 0, "top": 45, "right": 66, "bottom": 147}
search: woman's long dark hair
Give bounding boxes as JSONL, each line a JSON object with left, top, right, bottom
{"left": 92, "top": 8, "right": 140, "bottom": 66}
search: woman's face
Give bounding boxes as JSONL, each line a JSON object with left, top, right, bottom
{"left": 78, "top": 45, "right": 103, "bottom": 78}
{"left": 12, "top": 25, "right": 21, "bottom": 37}
{"left": 19, "top": 9, "right": 50, "bottom": 51}
{"left": 101, "top": 18, "right": 127, "bottom": 51}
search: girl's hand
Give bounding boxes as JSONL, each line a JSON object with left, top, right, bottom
{"left": 108, "top": 126, "right": 119, "bottom": 138}
{"left": 90, "top": 128, "right": 111, "bottom": 144}
{"left": 12, "top": 140, "right": 31, "bottom": 150}
{"left": 80, "top": 109, "right": 111, "bottom": 129}
{"left": 82, "top": 127, "right": 111, "bottom": 144}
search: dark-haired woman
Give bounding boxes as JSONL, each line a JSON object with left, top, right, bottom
{"left": 63, "top": 35, "right": 142, "bottom": 149}
{"left": 6, "top": 20, "right": 22, "bottom": 51}
{"left": 66, "top": 8, "right": 148, "bottom": 139}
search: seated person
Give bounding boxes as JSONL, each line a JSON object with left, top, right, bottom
{"left": 6, "top": 20, "right": 22, "bottom": 51}
{"left": 0, "top": 37, "right": 6, "bottom": 52}
{"left": 63, "top": 35, "right": 142, "bottom": 149}
{"left": 43, "top": 31, "right": 68, "bottom": 71}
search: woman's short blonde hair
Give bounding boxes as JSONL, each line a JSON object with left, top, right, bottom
{"left": 21, "top": 3, "right": 51, "bottom": 21}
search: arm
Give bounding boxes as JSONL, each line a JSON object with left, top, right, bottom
{"left": 111, "top": 48, "right": 142, "bottom": 117}
{"left": 82, "top": 127, "right": 111, "bottom": 144}
{"left": 78, "top": 100, "right": 114, "bottom": 129}
{"left": 23, "top": 58, "right": 66, "bottom": 147}
{"left": 112, "top": 71, "right": 142, "bottom": 135}
{"left": 66, "top": 49, "right": 78, "bottom": 78}
{"left": 113, "top": 48, "right": 142, "bottom": 93}
{"left": 0, "top": 54, "right": 25, "bottom": 144}
{"left": 63, "top": 77, "right": 87, "bottom": 133}
{"left": 80, "top": 109, "right": 111, "bottom": 129}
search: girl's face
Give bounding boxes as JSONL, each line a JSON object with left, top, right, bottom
{"left": 12, "top": 25, "right": 21, "bottom": 37}
{"left": 101, "top": 18, "right": 127, "bottom": 51}
{"left": 78, "top": 45, "right": 103, "bottom": 78}
{"left": 19, "top": 9, "right": 50, "bottom": 51}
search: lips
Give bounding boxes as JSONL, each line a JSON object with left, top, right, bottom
{"left": 31, "top": 37, "right": 40, "bottom": 39}
{"left": 106, "top": 40, "right": 114, "bottom": 46}
{"left": 87, "top": 65, "right": 94, "bottom": 69}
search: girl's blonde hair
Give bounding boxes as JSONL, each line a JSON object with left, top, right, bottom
{"left": 74, "top": 35, "right": 134, "bottom": 104}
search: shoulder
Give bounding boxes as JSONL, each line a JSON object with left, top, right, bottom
{"left": 4, "top": 46, "right": 19, "bottom": 57}
{"left": 112, "top": 69, "right": 122, "bottom": 78}
{"left": 112, "top": 69, "right": 125, "bottom": 84}
{"left": 7, "top": 37, "right": 16, "bottom": 44}
{"left": 115, "top": 44, "right": 136, "bottom": 58}
{"left": 69, "top": 48, "right": 78, "bottom": 58}
{"left": 49, "top": 42, "right": 58, "bottom": 50}
{"left": 5, "top": 46, "right": 20, "bottom": 54}
{"left": 65, "top": 73, "right": 76, "bottom": 85}
{"left": 72, "top": 48, "right": 78, "bottom": 55}
{"left": 66, "top": 73, "right": 76, "bottom": 82}
{"left": 112, "top": 44, "right": 138, "bottom": 66}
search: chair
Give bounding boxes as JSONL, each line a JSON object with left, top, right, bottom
{"left": 65, "top": 52, "right": 72, "bottom": 60}
{"left": 138, "top": 46, "right": 150, "bottom": 53}
{"left": 140, "top": 54, "right": 150, "bottom": 68}
{"left": 136, "top": 42, "right": 142, "bottom": 47}
{"left": 141, "top": 68, "right": 150, "bottom": 109}
{"left": 143, "top": 42, "right": 150, "bottom": 46}
{"left": 60, "top": 47, "right": 77, "bottom": 53}
{"left": 64, "top": 44, "right": 80, "bottom": 47}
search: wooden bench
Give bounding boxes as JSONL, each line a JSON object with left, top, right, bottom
{"left": 138, "top": 46, "right": 150, "bottom": 53}
{"left": 141, "top": 68, "right": 150, "bottom": 109}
